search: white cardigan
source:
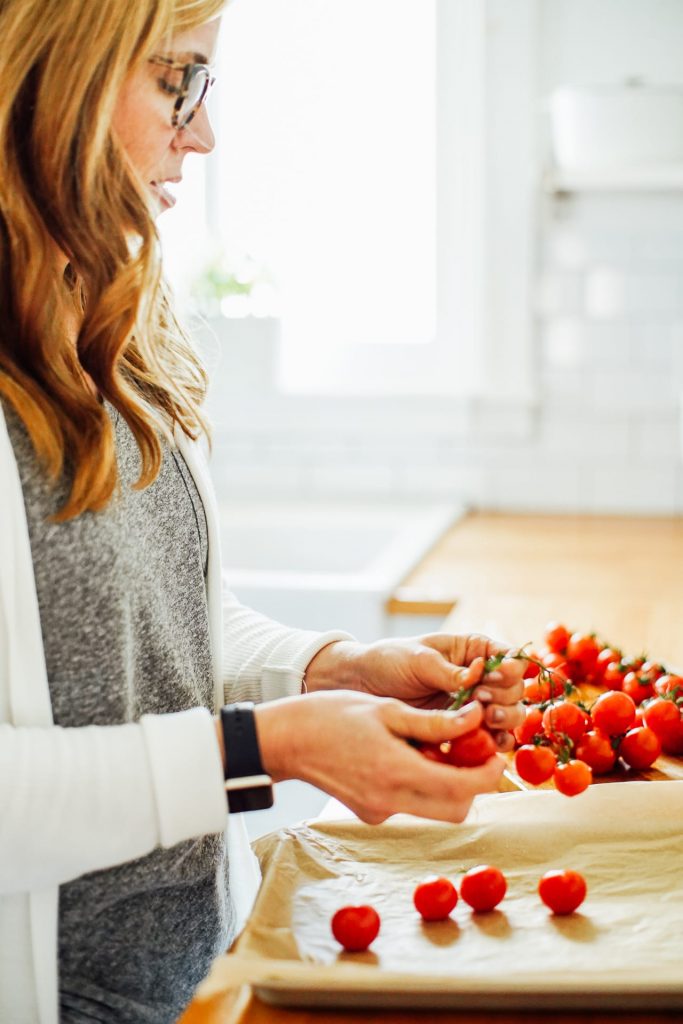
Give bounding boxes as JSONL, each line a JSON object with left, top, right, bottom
{"left": 0, "top": 406, "right": 350, "bottom": 1024}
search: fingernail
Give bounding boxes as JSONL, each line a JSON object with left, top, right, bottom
{"left": 485, "top": 671, "right": 503, "bottom": 683}
{"left": 490, "top": 708, "right": 505, "bottom": 724}
{"left": 476, "top": 688, "right": 493, "bottom": 702}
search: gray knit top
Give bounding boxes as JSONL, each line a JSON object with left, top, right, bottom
{"left": 4, "top": 402, "right": 234, "bottom": 1024}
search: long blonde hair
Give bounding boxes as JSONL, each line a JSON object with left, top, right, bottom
{"left": 0, "top": 0, "right": 225, "bottom": 519}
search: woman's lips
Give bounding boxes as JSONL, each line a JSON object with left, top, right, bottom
{"left": 149, "top": 181, "right": 177, "bottom": 210}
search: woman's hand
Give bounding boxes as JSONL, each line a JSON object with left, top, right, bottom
{"left": 304, "top": 633, "right": 526, "bottom": 751}
{"left": 254, "top": 693, "right": 504, "bottom": 825}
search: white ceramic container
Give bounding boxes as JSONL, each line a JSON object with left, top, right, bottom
{"left": 549, "top": 83, "right": 683, "bottom": 170}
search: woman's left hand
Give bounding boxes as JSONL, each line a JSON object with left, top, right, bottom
{"left": 304, "top": 633, "right": 526, "bottom": 751}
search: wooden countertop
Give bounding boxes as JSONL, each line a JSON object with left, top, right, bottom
{"left": 180, "top": 512, "right": 683, "bottom": 1024}
{"left": 420, "top": 511, "right": 683, "bottom": 667}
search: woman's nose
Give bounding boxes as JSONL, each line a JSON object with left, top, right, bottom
{"left": 181, "top": 103, "right": 215, "bottom": 155}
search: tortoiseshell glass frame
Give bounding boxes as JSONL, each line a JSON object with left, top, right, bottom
{"left": 149, "top": 55, "right": 216, "bottom": 129}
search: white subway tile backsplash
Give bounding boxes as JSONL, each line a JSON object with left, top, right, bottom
{"left": 539, "top": 366, "right": 587, "bottom": 402}
{"left": 583, "top": 322, "right": 632, "bottom": 367}
{"left": 631, "top": 416, "right": 681, "bottom": 463}
{"left": 537, "top": 411, "right": 631, "bottom": 461}
{"left": 639, "top": 235, "right": 683, "bottom": 262}
{"left": 308, "top": 464, "right": 397, "bottom": 497}
{"left": 545, "top": 226, "right": 588, "bottom": 270}
{"left": 482, "top": 459, "right": 584, "bottom": 514}
{"left": 585, "top": 462, "right": 678, "bottom": 516}
{"left": 542, "top": 319, "right": 585, "bottom": 368}
{"left": 588, "top": 368, "right": 679, "bottom": 412}
{"left": 584, "top": 266, "right": 625, "bottom": 319}
{"left": 629, "top": 324, "right": 675, "bottom": 368}
{"left": 536, "top": 271, "right": 584, "bottom": 317}
{"left": 623, "top": 272, "right": 680, "bottom": 318}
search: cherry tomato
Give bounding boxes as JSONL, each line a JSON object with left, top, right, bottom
{"left": 591, "top": 690, "right": 636, "bottom": 736}
{"left": 621, "top": 671, "right": 655, "bottom": 705}
{"left": 643, "top": 697, "right": 681, "bottom": 738}
{"left": 544, "top": 622, "right": 571, "bottom": 654}
{"left": 447, "top": 728, "right": 497, "bottom": 768}
{"left": 640, "top": 660, "right": 666, "bottom": 683}
{"left": 413, "top": 875, "right": 458, "bottom": 921}
{"left": 331, "top": 905, "right": 380, "bottom": 951}
{"left": 459, "top": 865, "right": 507, "bottom": 912}
{"left": 595, "top": 647, "right": 622, "bottom": 682}
{"left": 566, "top": 632, "right": 601, "bottom": 678}
{"left": 514, "top": 705, "right": 544, "bottom": 746}
{"left": 542, "top": 652, "right": 570, "bottom": 676}
{"left": 574, "top": 730, "right": 617, "bottom": 775}
{"left": 523, "top": 658, "right": 541, "bottom": 680}
{"left": 542, "top": 701, "right": 589, "bottom": 745}
{"left": 654, "top": 674, "right": 683, "bottom": 698}
{"left": 514, "top": 744, "right": 557, "bottom": 786}
{"left": 524, "top": 677, "right": 561, "bottom": 703}
{"left": 602, "top": 660, "right": 627, "bottom": 690}
{"left": 419, "top": 741, "right": 451, "bottom": 764}
{"left": 660, "top": 715, "right": 683, "bottom": 756}
{"left": 553, "top": 758, "right": 592, "bottom": 796}
{"left": 538, "top": 870, "right": 587, "bottom": 915}
{"left": 618, "top": 726, "right": 661, "bottom": 770}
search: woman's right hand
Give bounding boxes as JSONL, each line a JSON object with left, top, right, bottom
{"left": 253, "top": 692, "right": 504, "bottom": 825}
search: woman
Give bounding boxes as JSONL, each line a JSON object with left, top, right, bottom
{"left": 0, "top": 1, "right": 525, "bottom": 1022}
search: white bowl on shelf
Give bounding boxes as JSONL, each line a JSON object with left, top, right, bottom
{"left": 548, "top": 82, "right": 683, "bottom": 171}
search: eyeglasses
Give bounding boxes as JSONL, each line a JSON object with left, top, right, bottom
{"left": 149, "top": 55, "right": 216, "bottom": 130}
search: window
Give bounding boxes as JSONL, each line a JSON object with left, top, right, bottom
{"left": 161, "top": 2, "right": 536, "bottom": 402}
{"left": 210, "top": 0, "right": 487, "bottom": 395}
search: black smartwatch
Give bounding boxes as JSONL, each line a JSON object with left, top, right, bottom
{"left": 220, "top": 702, "right": 274, "bottom": 813}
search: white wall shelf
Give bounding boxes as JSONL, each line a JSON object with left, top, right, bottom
{"left": 544, "top": 165, "right": 683, "bottom": 193}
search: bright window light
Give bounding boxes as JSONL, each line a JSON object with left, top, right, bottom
{"left": 214, "top": 0, "right": 437, "bottom": 349}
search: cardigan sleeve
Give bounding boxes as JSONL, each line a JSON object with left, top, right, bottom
{"left": 0, "top": 708, "right": 227, "bottom": 894}
{"left": 221, "top": 575, "right": 355, "bottom": 704}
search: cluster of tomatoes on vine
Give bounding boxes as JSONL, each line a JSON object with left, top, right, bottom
{"left": 511, "top": 621, "right": 683, "bottom": 796}
{"left": 331, "top": 865, "right": 586, "bottom": 951}
{"left": 413, "top": 620, "right": 683, "bottom": 796}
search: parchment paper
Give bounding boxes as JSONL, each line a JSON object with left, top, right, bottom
{"left": 223, "top": 782, "right": 683, "bottom": 1007}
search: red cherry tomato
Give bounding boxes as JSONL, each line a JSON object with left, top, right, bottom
{"left": 654, "top": 674, "right": 683, "bottom": 698}
{"left": 618, "top": 726, "right": 661, "bottom": 770}
{"left": 538, "top": 870, "right": 587, "bottom": 915}
{"left": 621, "top": 671, "right": 655, "bottom": 705}
{"left": 447, "top": 728, "right": 497, "bottom": 767}
{"left": 566, "top": 632, "right": 601, "bottom": 680}
{"left": 640, "top": 660, "right": 666, "bottom": 682}
{"left": 331, "top": 905, "right": 380, "bottom": 951}
{"left": 553, "top": 759, "right": 592, "bottom": 796}
{"left": 544, "top": 622, "right": 571, "bottom": 654}
{"left": 542, "top": 652, "right": 570, "bottom": 676}
{"left": 591, "top": 690, "right": 636, "bottom": 736}
{"left": 643, "top": 697, "right": 681, "bottom": 738}
{"left": 574, "top": 730, "right": 617, "bottom": 775}
{"left": 514, "top": 705, "right": 544, "bottom": 746}
{"left": 413, "top": 875, "right": 458, "bottom": 921}
{"left": 523, "top": 659, "right": 541, "bottom": 679}
{"left": 660, "top": 715, "right": 683, "bottom": 756}
{"left": 595, "top": 646, "right": 622, "bottom": 682}
{"left": 419, "top": 741, "right": 451, "bottom": 764}
{"left": 514, "top": 744, "right": 557, "bottom": 786}
{"left": 542, "top": 701, "right": 589, "bottom": 745}
{"left": 459, "top": 865, "right": 507, "bottom": 912}
{"left": 602, "top": 660, "right": 627, "bottom": 690}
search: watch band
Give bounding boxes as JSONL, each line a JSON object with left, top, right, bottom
{"left": 220, "top": 702, "right": 274, "bottom": 813}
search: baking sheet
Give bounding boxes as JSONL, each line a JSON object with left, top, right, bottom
{"left": 225, "top": 782, "right": 683, "bottom": 1009}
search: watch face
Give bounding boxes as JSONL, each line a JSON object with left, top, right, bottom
{"left": 227, "top": 785, "right": 274, "bottom": 814}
